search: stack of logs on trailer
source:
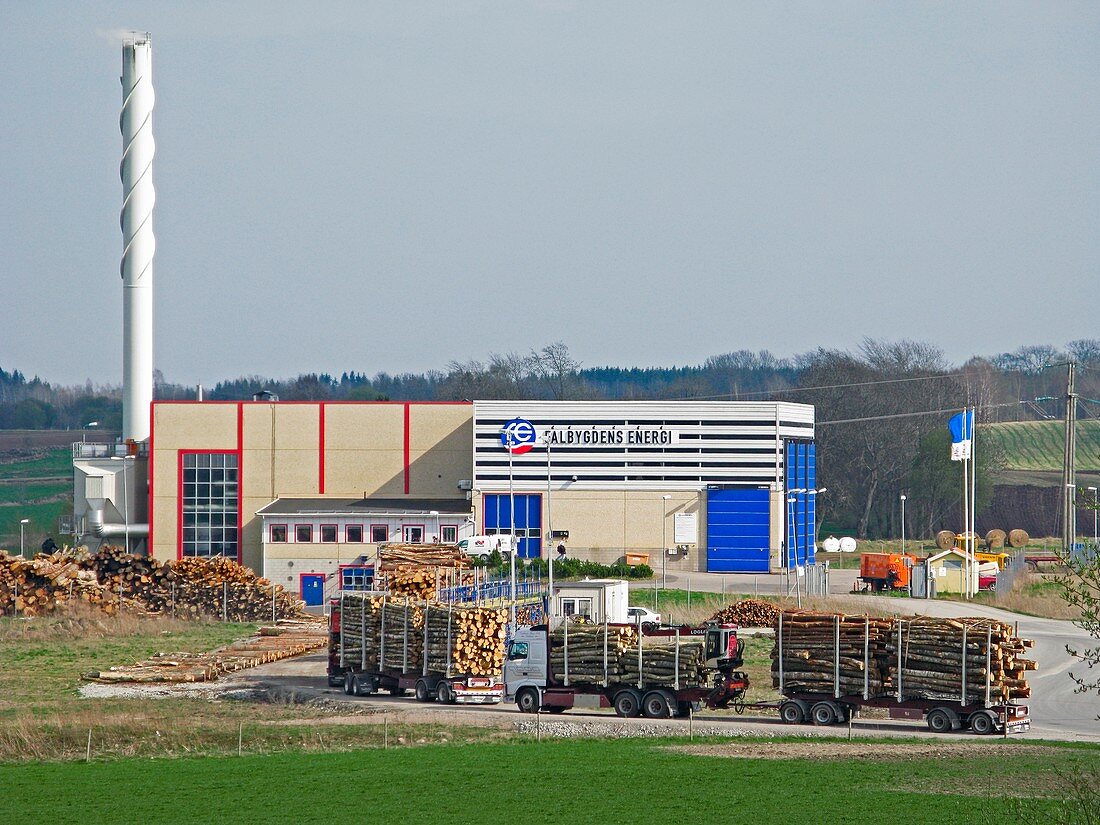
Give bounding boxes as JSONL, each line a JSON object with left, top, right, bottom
{"left": 0, "top": 546, "right": 305, "bottom": 621}
{"left": 772, "top": 611, "right": 1035, "bottom": 702}
{"left": 550, "top": 623, "right": 709, "bottom": 688}
{"left": 339, "top": 593, "right": 507, "bottom": 677}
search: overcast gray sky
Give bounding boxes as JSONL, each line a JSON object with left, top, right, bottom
{"left": 2, "top": 2, "right": 1097, "bottom": 387}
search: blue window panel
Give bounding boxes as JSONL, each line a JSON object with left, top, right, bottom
{"left": 484, "top": 493, "right": 542, "bottom": 559}
{"left": 707, "top": 488, "right": 771, "bottom": 573}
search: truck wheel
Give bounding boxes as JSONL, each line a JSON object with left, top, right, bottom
{"left": 642, "top": 691, "right": 671, "bottom": 719}
{"left": 437, "top": 682, "right": 454, "bottom": 704}
{"left": 926, "top": 708, "right": 953, "bottom": 733}
{"left": 613, "top": 690, "right": 642, "bottom": 718}
{"left": 414, "top": 680, "right": 432, "bottom": 702}
{"left": 516, "top": 688, "right": 540, "bottom": 714}
{"left": 811, "top": 701, "right": 838, "bottom": 726}
{"left": 780, "top": 701, "right": 806, "bottom": 724}
{"left": 351, "top": 674, "right": 368, "bottom": 696}
{"left": 969, "top": 711, "right": 996, "bottom": 735}
{"left": 343, "top": 672, "right": 355, "bottom": 696}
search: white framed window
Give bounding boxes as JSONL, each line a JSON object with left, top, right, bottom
{"left": 440, "top": 524, "right": 458, "bottom": 544}
{"left": 561, "top": 597, "right": 593, "bottom": 619}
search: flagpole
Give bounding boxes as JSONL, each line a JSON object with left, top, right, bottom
{"left": 961, "top": 409, "right": 970, "bottom": 600}
{"left": 970, "top": 406, "right": 978, "bottom": 598}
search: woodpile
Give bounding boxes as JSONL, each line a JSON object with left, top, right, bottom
{"left": 708, "top": 599, "right": 781, "bottom": 627}
{"left": 770, "top": 611, "right": 1036, "bottom": 703}
{"left": 0, "top": 546, "right": 306, "bottom": 622}
{"left": 771, "top": 611, "right": 893, "bottom": 696}
{"left": 377, "top": 543, "right": 472, "bottom": 601}
{"left": 549, "top": 624, "right": 709, "bottom": 688}
{"left": 337, "top": 593, "right": 506, "bottom": 677}
{"left": 887, "top": 617, "right": 1035, "bottom": 703}
{"left": 82, "top": 622, "right": 327, "bottom": 683}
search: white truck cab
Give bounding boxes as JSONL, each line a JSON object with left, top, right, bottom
{"left": 503, "top": 627, "right": 549, "bottom": 701}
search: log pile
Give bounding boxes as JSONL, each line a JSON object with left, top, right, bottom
{"left": 0, "top": 546, "right": 306, "bottom": 621}
{"left": 82, "top": 622, "right": 327, "bottom": 683}
{"left": 771, "top": 611, "right": 893, "bottom": 696}
{"left": 770, "top": 611, "right": 1036, "bottom": 703}
{"left": 548, "top": 624, "right": 710, "bottom": 688}
{"left": 377, "top": 543, "right": 472, "bottom": 601}
{"left": 708, "top": 599, "right": 782, "bottom": 627}
{"left": 337, "top": 594, "right": 507, "bottom": 677}
{"left": 886, "top": 617, "right": 1036, "bottom": 703}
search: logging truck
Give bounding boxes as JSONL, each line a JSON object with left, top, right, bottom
{"left": 504, "top": 622, "right": 750, "bottom": 718}
{"left": 327, "top": 596, "right": 505, "bottom": 705}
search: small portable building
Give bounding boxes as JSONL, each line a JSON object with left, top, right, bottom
{"left": 549, "top": 579, "right": 629, "bottom": 624}
{"left": 925, "top": 549, "right": 980, "bottom": 595}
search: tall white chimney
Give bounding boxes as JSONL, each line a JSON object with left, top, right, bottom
{"left": 120, "top": 34, "right": 155, "bottom": 443}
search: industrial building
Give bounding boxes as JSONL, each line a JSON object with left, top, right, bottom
{"left": 70, "top": 37, "right": 820, "bottom": 606}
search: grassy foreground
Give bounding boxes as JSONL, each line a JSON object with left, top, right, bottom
{"left": 2, "top": 737, "right": 1095, "bottom": 825}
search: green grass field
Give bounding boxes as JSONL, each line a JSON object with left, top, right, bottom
{"left": 2, "top": 737, "right": 1094, "bottom": 825}
{"left": 0, "top": 447, "right": 72, "bottom": 479}
{"left": 0, "top": 448, "right": 73, "bottom": 549}
{"left": 982, "top": 419, "right": 1100, "bottom": 472}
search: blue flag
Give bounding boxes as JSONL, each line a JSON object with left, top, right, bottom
{"left": 948, "top": 410, "right": 973, "bottom": 461}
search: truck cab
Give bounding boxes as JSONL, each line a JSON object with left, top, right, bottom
{"left": 503, "top": 627, "right": 549, "bottom": 699}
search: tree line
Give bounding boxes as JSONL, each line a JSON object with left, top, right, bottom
{"left": 3, "top": 339, "right": 1097, "bottom": 540}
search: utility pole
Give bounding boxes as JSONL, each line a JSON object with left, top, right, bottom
{"left": 1061, "top": 362, "right": 1077, "bottom": 554}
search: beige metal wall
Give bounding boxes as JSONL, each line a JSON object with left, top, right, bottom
{"left": 473, "top": 489, "right": 709, "bottom": 572}
{"left": 151, "top": 402, "right": 473, "bottom": 571}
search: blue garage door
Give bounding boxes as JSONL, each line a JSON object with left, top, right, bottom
{"left": 784, "top": 441, "right": 816, "bottom": 567}
{"left": 707, "top": 488, "right": 771, "bottom": 573}
{"left": 483, "top": 493, "right": 542, "bottom": 559}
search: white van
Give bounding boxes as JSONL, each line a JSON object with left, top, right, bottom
{"left": 458, "top": 534, "right": 516, "bottom": 560}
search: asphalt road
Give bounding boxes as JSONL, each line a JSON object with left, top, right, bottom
{"left": 632, "top": 571, "right": 1100, "bottom": 742}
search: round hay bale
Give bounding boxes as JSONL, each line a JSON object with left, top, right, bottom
{"left": 985, "top": 529, "right": 1007, "bottom": 549}
{"left": 935, "top": 530, "right": 955, "bottom": 551}
{"left": 1007, "top": 528, "right": 1030, "bottom": 548}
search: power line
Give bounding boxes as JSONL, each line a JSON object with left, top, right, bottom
{"left": 817, "top": 400, "right": 1029, "bottom": 427}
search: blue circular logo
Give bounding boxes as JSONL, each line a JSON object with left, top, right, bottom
{"left": 500, "top": 418, "right": 537, "bottom": 454}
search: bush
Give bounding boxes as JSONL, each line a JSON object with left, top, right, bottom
{"left": 482, "top": 557, "right": 653, "bottom": 580}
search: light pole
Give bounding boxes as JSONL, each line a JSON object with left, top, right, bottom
{"left": 661, "top": 494, "right": 672, "bottom": 590}
{"left": 20, "top": 518, "right": 29, "bottom": 558}
{"left": 82, "top": 420, "right": 99, "bottom": 445}
{"left": 1089, "top": 487, "right": 1098, "bottom": 551}
{"left": 900, "top": 494, "right": 907, "bottom": 555}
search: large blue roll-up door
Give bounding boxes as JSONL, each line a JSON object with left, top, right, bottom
{"left": 706, "top": 488, "right": 771, "bottom": 572}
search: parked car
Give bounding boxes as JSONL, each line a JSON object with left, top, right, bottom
{"left": 626, "top": 606, "right": 662, "bottom": 631}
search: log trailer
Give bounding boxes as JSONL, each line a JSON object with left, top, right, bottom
{"left": 504, "top": 622, "right": 749, "bottom": 718}
{"left": 327, "top": 596, "right": 504, "bottom": 705}
{"left": 771, "top": 614, "right": 1031, "bottom": 735}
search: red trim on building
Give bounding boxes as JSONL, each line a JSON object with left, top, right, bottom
{"left": 236, "top": 403, "right": 244, "bottom": 564}
{"left": 319, "top": 523, "right": 338, "bottom": 543}
{"left": 402, "top": 523, "right": 425, "bottom": 543}
{"left": 318, "top": 403, "right": 326, "bottom": 495}
{"left": 295, "top": 523, "right": 313, "bottom": 543}
{"left": 269, "top": 523, "right": 288, "bottom": 542}
{"left": 370, "top": 524, "right": 388, "bottom": 543}
{"left": 176, "top": 450, "right": 184, "bottom": 561}
{"left": 403, "top": 403, "right": 411, "bottom": 494}
{"left": 345, "top": 523, "right": 364, "bottom": 543}
{"left": 147, "top": 403, "right": 154, "bottom": 556}
{"left": 298, "top": 571, "right": 326, "bottom": 601}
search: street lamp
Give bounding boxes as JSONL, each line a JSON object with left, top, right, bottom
{"left": 899, "top": 494, "right": 907, "bottom": 555}
{"left": 661, "top": 495, "right": 672, "bottom": 591}
{"left": 19, "top": 518, "right": 29, "bottom": 558}
{"left": 82, "top": 421, "right": 100, "bottom": 447}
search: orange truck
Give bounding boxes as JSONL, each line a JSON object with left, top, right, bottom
{"left": 859, "top": 552, "right": 920, "bottom": 591}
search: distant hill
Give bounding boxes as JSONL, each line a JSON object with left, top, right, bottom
{"left": 981, "top": 419, "right": 1100, "bottom": 473}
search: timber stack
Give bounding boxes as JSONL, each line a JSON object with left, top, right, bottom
{"left": 549, "top": 624, "right": 638, "bottom": 684}
{"left": 620, "top": 637, "right": 708, "bottom": 687}
{"left": 339, "top": 593, "right": 507, "bottom": 677}
{"left": 709, "top": 599, "right": 782, "bottom": 627}
{"left": 886, "top": 617, "right": 1035, "bottom": 702}
{"left": 770, "top": 611, "right": 1036, "bottom": 701}
{"left": 771, "top": 611, "right": 893, "bottom": 695}
{"left": 378, "top": 543, "right": 473, "bottom": 601}
{"left": 0, "top": 546, "right": 306, "bottom": 621}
